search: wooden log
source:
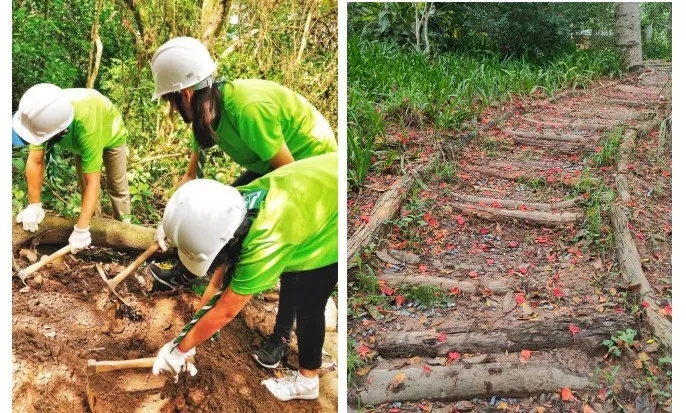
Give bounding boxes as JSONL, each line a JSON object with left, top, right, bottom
{"left": 520, "top": 117, "right": 612, "bottom": 131}
{"left": 617, "top": 129, "right": 637, "bottom": 173}
{"left": 12, "top": 215, "right": 160, "bottom": 252}
{"left": 454, "top": 203, "right": 582, "bottom": 225}
{"left": 354, "top": 361, "right": 595, "bottom": 406}
{"left": 378, "top": 273, "right": 512, "bottom": 296}
{"left": 616, "top": 174, "right": 631, "bottom": 202}
{"left": 453, "top": 194, "right": 583, "bottom": 212}
{"left": 609, "top": 206, "right": 671, "bottom": 350}
{"left": 375, "top": 313, "right": 636, "bottom": 358}
{"left": 514, "top": 137, "right": 588, "bottom": 153}
{"left": 503, "top": 129, "right": 591, "bottom": 143}
{"left": 347, "top": 159, "right": 435, "bottom": 268}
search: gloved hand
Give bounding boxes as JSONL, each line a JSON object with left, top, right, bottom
{"left": 155, "top": 223, "right": 168, "bottom": 252}
{"left": 152, "top": 341, "right": 197, "bottom": 382}
{"left": 68, "top": 226, "right": 91, "bottom": 254}
{"left": 16, "top": 203, "right": 46, "bottom": 232}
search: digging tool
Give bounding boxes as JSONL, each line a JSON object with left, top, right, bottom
{"left": 95, "top": 243, "right": 159, "bottom": 306}
{"left": 86, "top": 355, "right": 195, "bottom": 412}
{"left": 16, "top": 244, "right": 71, "bottom": 284}
{"left": 100, "top": 243, "right": 159, "bottom": 293}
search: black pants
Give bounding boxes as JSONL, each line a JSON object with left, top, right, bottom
{"left": 277, "top": 263, "right": 337, "bottom": 370}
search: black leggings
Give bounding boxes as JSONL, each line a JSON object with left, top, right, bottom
{"left": 275, "top": 263, "right": 337, "bottom": 370}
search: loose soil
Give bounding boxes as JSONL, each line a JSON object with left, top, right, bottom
{"left": 347, "top": 63, "right": 671, "bottom": 412}
{"left": 12, "top": 247, "right": 338, "bottom": 412}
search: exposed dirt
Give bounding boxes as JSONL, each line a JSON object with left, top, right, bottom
{"left": 347, "top": 63, "right": 671, "bottom": 412}
{"left": 12, "top": 247, "right": 338, "bottom": 412}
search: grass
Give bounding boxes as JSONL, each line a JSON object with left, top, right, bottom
{"left": 347, "top": 36, "right": 623, "bottom": 187}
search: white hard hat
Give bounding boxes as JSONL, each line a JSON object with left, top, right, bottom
{"left": 163, "top": 179, "right": 247, "bottom": 277}
{"left": 12, "top": 83, "right": 74, "bottom": 145}
{"left": 150, "top": 37, "right": 218, "bottom": 99}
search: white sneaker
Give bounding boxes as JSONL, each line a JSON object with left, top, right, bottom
{"left": 261, "top": 371, "right": 319, "bottom": 401}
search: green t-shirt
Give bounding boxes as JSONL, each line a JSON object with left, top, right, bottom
{"left": 191, "top": 79, "right": 337, "bottom": 174}
{"left": 30, "top": 89, "right": 127, "bottom": 173}
{"left": 230, "top": 152, "right": 338, "bottom": 295}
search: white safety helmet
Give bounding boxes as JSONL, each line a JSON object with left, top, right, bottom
{"left": 12, "top": 83, "right": 74, "bottom": 145}
{"left": 150, "top": 37, "right": 218, "bottom": 99}
{"left": 163, "top": 179, "right": 247, "bottom": 277}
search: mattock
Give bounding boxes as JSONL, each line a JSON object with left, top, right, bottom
{"left": 96, "top": 243, "right": 159, "bottom": 304}
{"left": 85, "top": 355, "right": 195, "bottom": 412}
{"left": 16, "top": 244, "right": 72, "bottom": 285}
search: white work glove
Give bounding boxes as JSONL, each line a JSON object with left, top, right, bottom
{"left": 155, "top": 223, "right": 168, "bottom": 252}
{"left": 152, "top": 341, "right": 197, "bottom": 382}
{"left": 16, "top": 203, "right": 46, "bottom": 232}
{"left": 68, "top": 226, "right": 92, "bottom": 254}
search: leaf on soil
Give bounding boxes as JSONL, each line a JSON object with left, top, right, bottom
{"left": 521, "top": 302, "right": 534, "bottom": 316}
{"left": 448, "top": 352, "right": 461, "bottom": 361}
{"left": 387, "top": 372, "right": 406, "bottom": 392}
{"left": 409, "top": 356, "right": 422, "bottom": 365}
{"left": 502, "top": 291, "right": 517, "bottom": 314}
{"left": 553, "top": 288, "right": 564, "bottom": 298}
{"left": 520, "top": 349, "right": 532, "bottom": 364}
{"left": 419, "top": 264, "right": 428, "bottom": 274}
{"left": 468, "top": 271, "right": 479, "bottom": 278}
{"left": 375, "top": 249, "right": 402, "bottom": 265}
{"left": 357, "top": 345, "right": 371, "bottom": 358}
{"left": 379, "top": 283, "right": 395, "bottom": 296}
{"left": 509, "top": 241, "right": 519, "bottom": 248}
{"left": 365, "top": 304, "right": 381, "bottom": 320}
{"left": 422, "top": 365, "right": 432, "bottom": 377}
{"left": 395, "top": 295, "right": 406, "bottom": 307}
{"left": 569, "top": 324, "right": 579, "bottom": 342}
{"left": 582, "top": 404, "right": 597, "bottom": 413}
{"left": 388, "top": 249, "right": 421, "bottom": 264}
{"left": 640, "top": 301, "right": 650, "bottom": 308}
{"left": 437, "top": 332, "right": 447, "bottom": 343}
{"left": 419, "top": 402, "right": 432, "bottom": 412}
{"left": 456, "top": 215, "right": 466, "bottom": 225}
{"left": 515, "top": 293, "right": 526, "bottom": 305}
{"left": 597, "top": 388, "right": 607, "bottom": 402}
{"left": 356, "top": 366, "right": 371, "bottom": 376}
{"left": 561, "top": 387, "right": 573, "bottom": 401}
{"left": 660, "top": 305, "right": 672, "bottom": 317}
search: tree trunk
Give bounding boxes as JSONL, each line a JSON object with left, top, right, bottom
{"left": 347, "top": 159, "right": 435, "bottom": 268}
{"left": 615, "top": 2, "right": 643, "bottom": 71}
{"left": 199, "top": 0, "right": 232, "bottom": 50}
{"left": 375, "top": 313, "right": 636, "bottom": 358}
{"left": 454, "top": 203, "right": 583, "bottom": 225}
{"left": 12, "top": 215, "right": 159, "bottom": 253}
{"left": 86, "top": 0, "right": 104, "bottom": 88}
{"left": 353, "top": 361, "right": 595, "bottom": 406}
{"left": 609, "top": 206, "right": 671, "bottom": 350}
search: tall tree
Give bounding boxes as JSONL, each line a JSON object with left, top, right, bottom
{"left": 615, "top": 2, "right": 643, "bottom": 71}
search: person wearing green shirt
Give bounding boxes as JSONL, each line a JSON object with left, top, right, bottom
{"left": 147, "top": 36, "right": 337, "bottom": 370}
{"left": 12, "top": 83, "right": 130, "bottom": 254}
{"left": 151, "top": 152, "right": 338, "bottom": 402}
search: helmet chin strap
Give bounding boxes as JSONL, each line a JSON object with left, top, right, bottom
{"left": 191, "top": 75, "right": 214, "bottom": 91}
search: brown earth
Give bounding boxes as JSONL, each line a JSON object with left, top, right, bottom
{"left": 12, "top": 247, "right": 338, "bottom": 412}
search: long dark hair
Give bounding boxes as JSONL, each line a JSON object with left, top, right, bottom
{"left": 191, "top": 86, "right": 222, "bottom": 150}
{"left": 207, "top": 209, "right": 257, "bottom": 287}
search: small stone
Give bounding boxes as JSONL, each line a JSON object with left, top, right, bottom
{"left": 19, "top": 286, "right": 30, "bottom": 293}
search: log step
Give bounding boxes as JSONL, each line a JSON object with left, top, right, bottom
{"left": 454, "top": 203, "right": 583, "bottom": 225}
{"left": 503, "top": 129, "right": 594, "bottom": 143}
{"left": 374, "top": 313, "right": 636, "bottom": 358}
{"left": 352, "top": 355, "right": 596, "bottom": 406}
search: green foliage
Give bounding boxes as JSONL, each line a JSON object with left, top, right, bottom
{"left": 347, "top": 33, "right": 623, "bottom": 186}
{"left": 13, "top": 0, "right": 336, "bottom": 226}
{"left": 592, "top": 126, "right": 624, "bottom": 167}
{"left": 602, "top": 328, "right": 637, "bottom": 358}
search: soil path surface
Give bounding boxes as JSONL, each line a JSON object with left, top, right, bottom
{"left": 12, "top": 246, "right": 338, "bottom": 412}
{"left": 347, "top": 62, "right": 671, "bottom": 413}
